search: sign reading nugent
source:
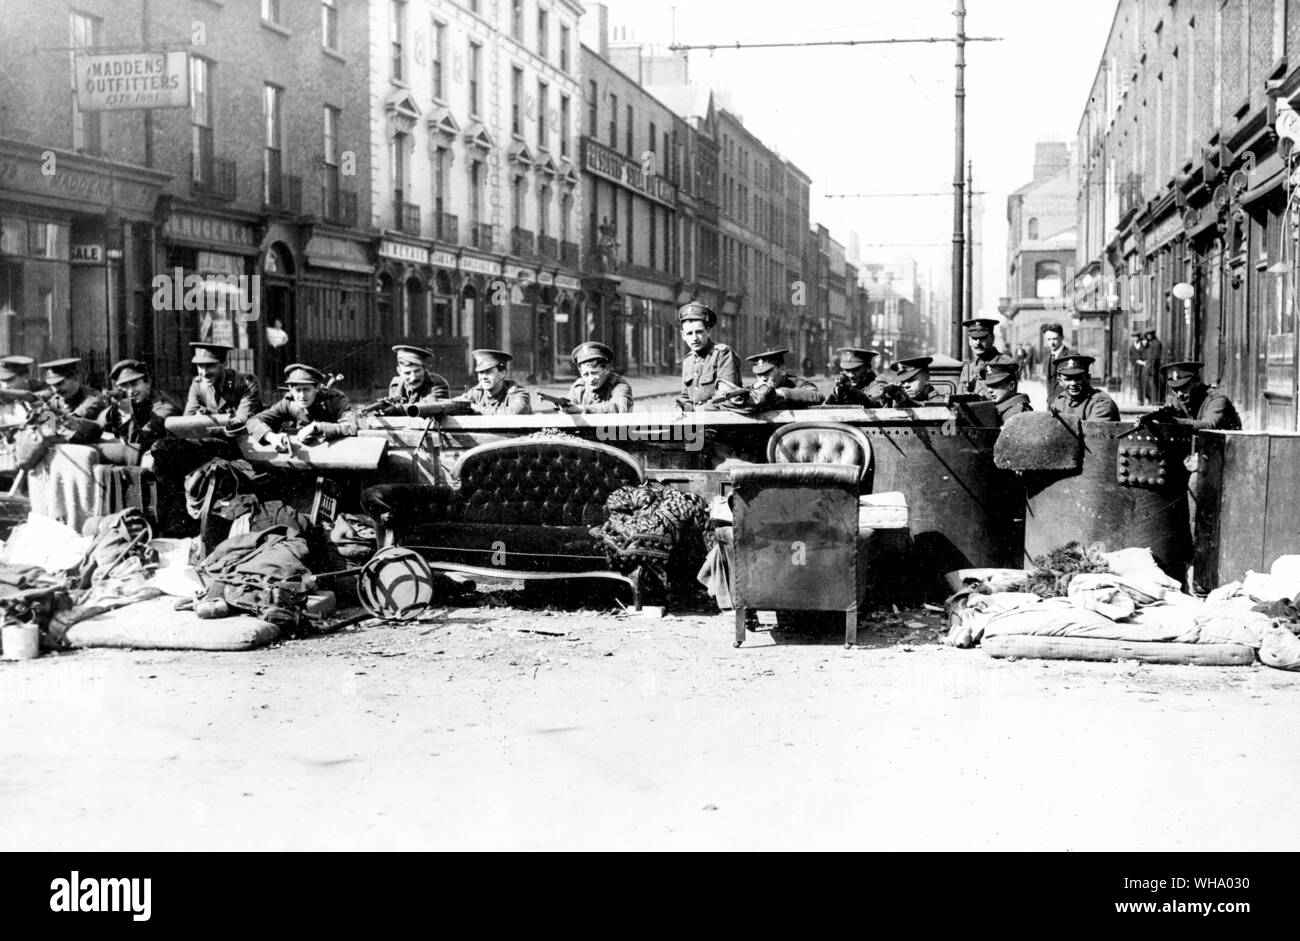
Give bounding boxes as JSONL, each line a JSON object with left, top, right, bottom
{"left": 74, "top": 51, "right": 189, "bottom": 111}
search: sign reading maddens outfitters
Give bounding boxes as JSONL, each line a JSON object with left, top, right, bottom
{"left": 74, "top": 51, "right": 189, "bottom": 111}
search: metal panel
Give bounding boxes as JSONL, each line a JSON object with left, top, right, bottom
{"left": 1263, "top": 435, "right": 1300, "bottom": 570}
{"left": 1024, "top": 422, "right": 1194, "bottom": 578}
{"left": 865, "top": 426, "right": 1025, "bottom": 578}
{"left": 1217, "top": 432, "right": 1271, "bottom": 581}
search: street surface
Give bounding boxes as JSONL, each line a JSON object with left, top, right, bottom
{"left": 2, "top": 598, "right": 1296, "bottom": 851}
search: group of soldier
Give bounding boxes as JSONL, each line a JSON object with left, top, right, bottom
{"left": 0, "top": 299, "right": 1243, "bottom": 467}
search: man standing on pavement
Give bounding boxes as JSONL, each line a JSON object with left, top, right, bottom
{"left": 1049, "top": 354, "right": 1120, "bottom": 420}
{"left": 1042, "top": 323, "right": 1072, "bottom": 401}
{"left": 183, "top": 342, "right": 264, "bottom": 427}
{"left": 1144, "top": 330, "right": 1165, "bottom": 405}
{"left": 674, "top": 301, "right": 741, "bottom": 411}
{"left": 452, "top": 349, "right": 532, "bottom": 415}
{"left": 958, "top": 318, "right": 1016, "bottom": 397}
{"left": 1156, "top": 362, "right": 1242, "bottom": 430}
{"left": 1128, "top": 333, "right": 1149, "bottom": 406}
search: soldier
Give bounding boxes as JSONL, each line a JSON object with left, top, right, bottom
{"left": 1157, "top": 361, "right": 1242, "bottom": 430}
{"left": 453, "top": 349, "right": 533, "bottom": 415}
{"left": 183, "top": 342, "right": 264, "bottom": 427}
{"left": 982, "top": 361, "right": 1032, "bottom": 421}
{"left": 39, "top": 357, "right": 109, "bottom": 443}
{"left": 96, "top": 359, "right": 181, "bottom": 454}
{"left": 0, "top": 355, "right": 39, "bottom": 393}
{"left": 0, "top": 355, "right": 39, "bottom": 425}
{"left": 823, "top": 347, "right": 880, "bottom": 406}
{"left": 246, "top": 364, "right": 358, "bottom": 448}
{"left": 370, "top": 344, "right": 451, "bottom": 416}
{"left": 742, "top": 348, "right": 822, "bottom": 409}
{"left": 1043, "top": 322, "right": 1072, "bottom": 401}
{"left": 883, "top": 356, "right": 947, "bottom": 407}
{"left": 1049, "top": 354, "right": 1120, "bottom": 420}
{"left": 959, "top": 318, "right": 1016, "bottom": 397}
{"left": 556, "top": 341, "right": 633, "bottom": 414}
{"left": 674, "top": 301, "right": 742, "bottom": 411}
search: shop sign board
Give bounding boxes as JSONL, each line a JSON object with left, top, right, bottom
{"left": 74, "top": 51, "right": 189, "bottom": 111}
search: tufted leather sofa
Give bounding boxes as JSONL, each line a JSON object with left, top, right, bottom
{"left": 361, "top": 435, "right": 645, "bottom": 583}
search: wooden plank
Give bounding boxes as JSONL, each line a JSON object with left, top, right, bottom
{"left": 1264, "top": 435, "right": 1300, "bottom": 570}
{"left": 238, "top": 435, "right": 387, "bottom": 470}
{"left": 983, "top": 634, "right": 1256, "bottom": 666}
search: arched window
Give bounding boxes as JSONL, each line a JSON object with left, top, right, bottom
{"left": 1035, "top": 260, "right": 1063, "bottom": 298}
{"left": 1027, "top": 217, "right": 1039, "bottom": 240}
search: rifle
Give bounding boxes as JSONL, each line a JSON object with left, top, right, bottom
{"left": 0, "top": 388, "right": 41, "bottom": 406}
{"left": 537, "top": 391, "right": 574, "bottom": 410}
{"left": 359, "top": 395, "right": 402, "bottom": 417}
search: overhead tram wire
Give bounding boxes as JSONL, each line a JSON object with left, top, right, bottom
{"left": 668, "top": 10, "right": 1000, "bottom": 358}
{"left": 666, "top": 37, "right": 1002, "bottom": 51}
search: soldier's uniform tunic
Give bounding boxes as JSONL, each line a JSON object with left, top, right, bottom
{"left": 1050, "top": 387, "right": 1120, "bottom": 421}
{"left": 247, "top": 388, "right": 359, "bottom": 442}
{"left": 959, "top": 351, "right": 1017, "bottom": 397}
{"left": 676, "top": 340, "right": 742, "bottom": 410}
{"left": 454, "top": 380, "right": 533, "bottom": 416}
{"left": 993, "top": 392, "right": 1033, "bottom": 421}
{"left": 566, "top": 373, "right": 633, "bottom": 413}
{"left": 99, "top": 390, "right": 181, "bottom": 450}
{"left": 184, "top": 369, "right": 264, "bottom": 424}
{"left": 1164, "top": 385, "right": 1241, "bottom": 431}
{"left": 377, "top": 373, "right": 451, "bottom": 415}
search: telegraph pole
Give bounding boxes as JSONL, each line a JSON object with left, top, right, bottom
{"left": 965, "top": 160, "right": 974, "bottom": 322}
{"left": 951, "top": 0, "right": 966, "bottom": 358}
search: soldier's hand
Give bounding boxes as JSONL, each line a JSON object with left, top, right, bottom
{"left": 296, "top": 422, "right": 323, "bottom": 445}
{"left": 272, "top": 433, "right": 293, "bottom": 453}
{"left": 562, "top": 404, "right": 585, "bottom": 415}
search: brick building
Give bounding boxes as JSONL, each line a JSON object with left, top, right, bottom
{"left": 0, "top": 0, "right": 375, "bottom": 392}
{"left": 1004, "top": 141, "right": 1079, "bottom": 373}
{"left": 1076, "top": 0, "right": 1300, "bottom": 429}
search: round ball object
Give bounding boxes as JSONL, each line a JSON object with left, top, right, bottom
{"left": 358, "top": 547, "right": 436, "bottom": 621}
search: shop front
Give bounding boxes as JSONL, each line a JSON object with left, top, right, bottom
{"left": 156, "top": 206, "right": 262, "bottom": 392}
{"left": 301, "top": 230, "right": 375, "bottom": 392}
{"left": 0, "top": 139, "right": 168, "bottom": 385}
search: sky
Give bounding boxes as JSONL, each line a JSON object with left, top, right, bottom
{"left": 596, "top": 0, "right": 1119, "bottom": 317}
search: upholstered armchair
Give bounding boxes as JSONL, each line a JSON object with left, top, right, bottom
{"left": 729, "top": 422, "right": 909, "bottom": 647}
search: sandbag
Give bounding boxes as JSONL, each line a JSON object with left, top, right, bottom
{"left": 993, "top": 411, "right": 1082, "bottom": 472}
{"left": 1259, "top": 624, "right": 1300, "bottom": 671}
{"left": 64, "top": 595, "right": 278, "bottom": 651}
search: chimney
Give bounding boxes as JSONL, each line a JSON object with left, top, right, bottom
{"left": 1033, "top": 141, "right": 1070, "bottom": 182}
{"left": 580, "top": 2, "right": 610, "bottom": 59}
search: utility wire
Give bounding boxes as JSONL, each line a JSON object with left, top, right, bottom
{"left": 667, "top": 37, "right": 1002, "bottom": 51}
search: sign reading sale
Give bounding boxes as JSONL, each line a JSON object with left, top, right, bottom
{"left": 74, "top": 50, "right": 189, "bottom": 111}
